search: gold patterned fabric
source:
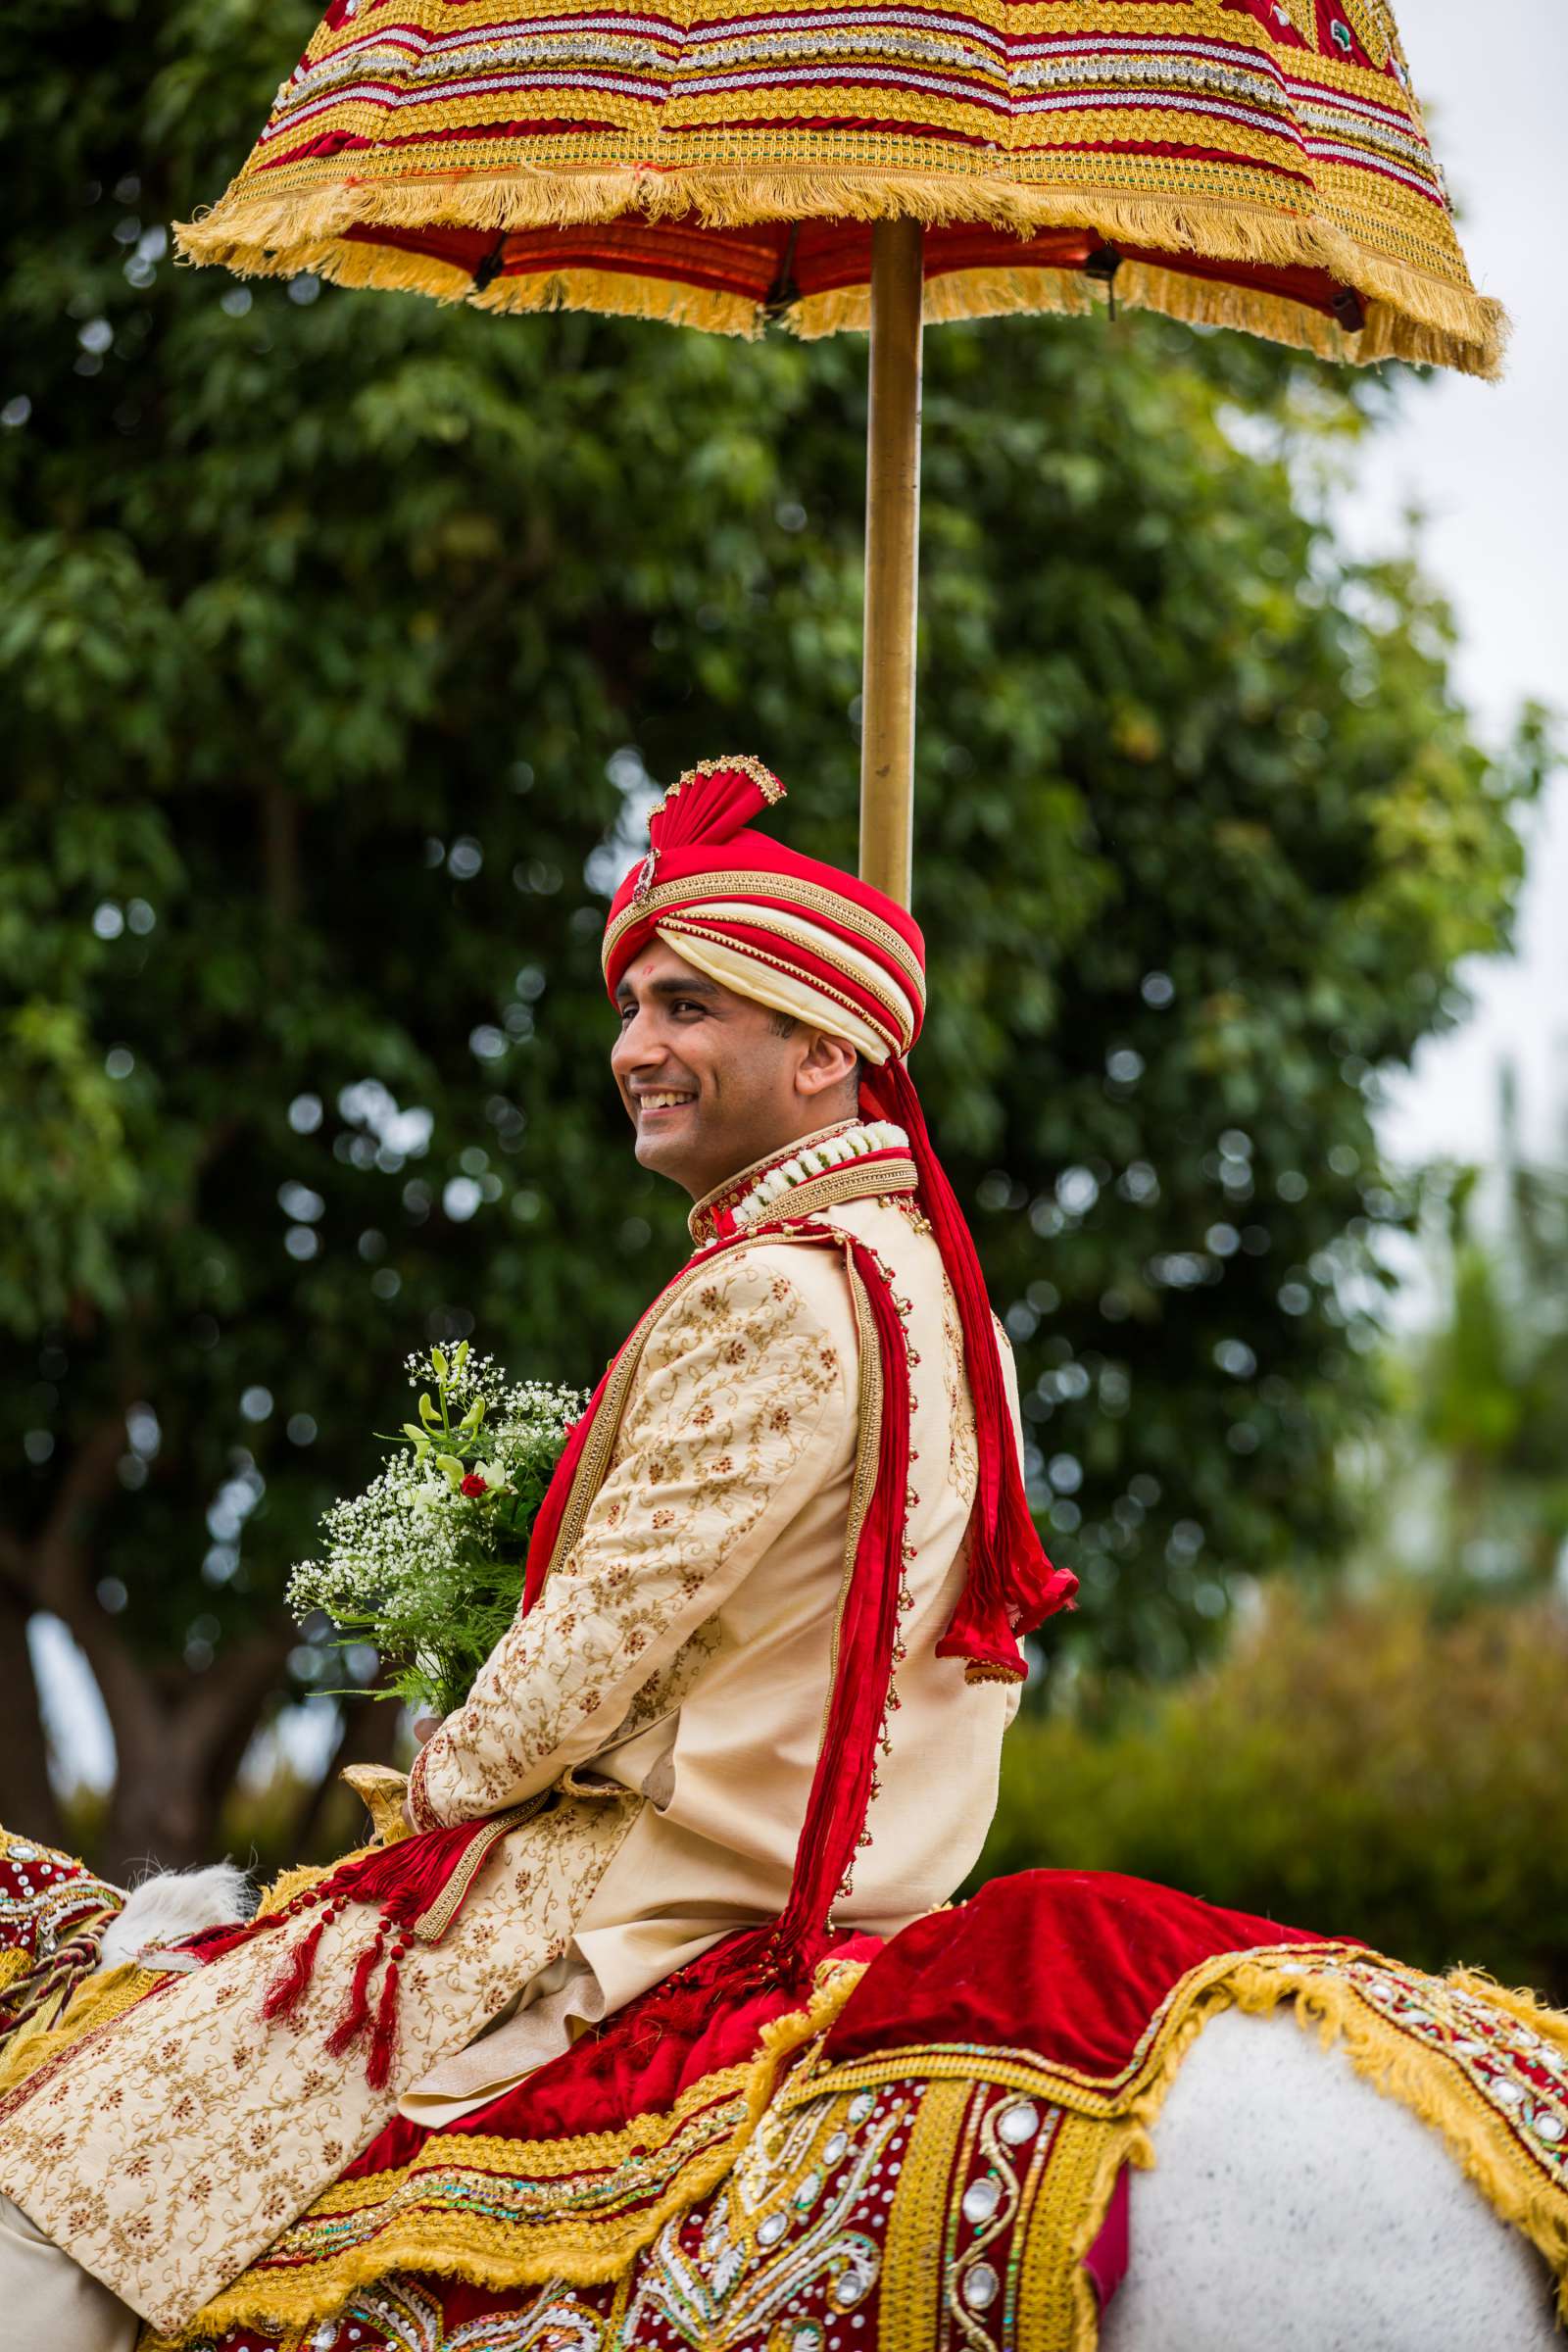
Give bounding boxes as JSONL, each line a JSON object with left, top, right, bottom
{"left": 134, "top": 1932, "right": 1568, "bottom": 2351}
{"left": 176, "top": 0, "right": 1501, "bottom": 373}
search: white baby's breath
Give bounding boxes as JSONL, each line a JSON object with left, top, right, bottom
{"left": 289, "top": 1343, "right": 585, "bottom": 1717}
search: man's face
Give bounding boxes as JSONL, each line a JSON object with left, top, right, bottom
{"left": 611, "top": 941, "right": 857, "bottom": 1199}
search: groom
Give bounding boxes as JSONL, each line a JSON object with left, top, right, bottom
{"left": 0, "top": 756, "right": 1072, "bottom": 2343}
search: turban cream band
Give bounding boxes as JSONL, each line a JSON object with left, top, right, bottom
{"left": 654, "top": 901, "right": 916, "bottom": 1066}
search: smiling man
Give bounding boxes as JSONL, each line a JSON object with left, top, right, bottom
{"left": 613, "top": 945, "right": 862, "bottom": 1198}
{"left": 0, "top": 757, "right": 1074, "bottom": 2346}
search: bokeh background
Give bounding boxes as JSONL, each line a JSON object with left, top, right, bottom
{"left": 4, "top": 1, "right": 1563, "bottom": 1992}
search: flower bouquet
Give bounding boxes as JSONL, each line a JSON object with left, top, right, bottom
{"left": 289, "top": 1342, "right": 586, "bottom": 1721}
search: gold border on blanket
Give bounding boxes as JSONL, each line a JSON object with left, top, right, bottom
{"left": 147, "top": 1940, "right": 1568, "bottom": 2345}
{"left": 878, "top": 2075, "right": 972, "bottom": 2352}
{"left": 1013, "top": 2107, "right": 1112, "bottom": 2352}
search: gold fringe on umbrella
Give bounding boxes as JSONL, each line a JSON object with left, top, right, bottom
{"left": 472, "top": 267, "right": 764, "bottom": 338}
{"left": 178, "top": 166, "right": 1504, "bottom": 376}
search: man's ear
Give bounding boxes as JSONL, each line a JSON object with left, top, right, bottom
{"left": 796, "top": 1029, "right": 859, "bottom": 1098}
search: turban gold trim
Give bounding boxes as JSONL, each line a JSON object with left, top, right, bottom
{"left": 655, "top": 927, "right": 894, "bottom": 1064}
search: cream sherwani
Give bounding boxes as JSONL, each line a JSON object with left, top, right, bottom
{"left": 0, "top": 1146, "right": 1020, "bottom": 2333}
{"left": 402, "top": 1178, "right": 1023, "bottom": 2119}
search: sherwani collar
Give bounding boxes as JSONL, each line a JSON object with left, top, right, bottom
{"left": 687, "top": 1118, "right": 918, "bottom": 1248}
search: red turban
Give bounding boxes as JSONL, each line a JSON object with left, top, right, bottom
{"left": 603, "top": 754, "right": 925, "bottom": 1065}
{"left": 604, "top": 755, "right": 1076, "bottom": 1682}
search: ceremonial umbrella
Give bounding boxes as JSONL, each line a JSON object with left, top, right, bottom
{"left": 177, "top": 0, "right": 1501, "bottom": 904}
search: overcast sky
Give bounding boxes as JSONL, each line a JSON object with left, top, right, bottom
{"left": 1354, "top": 0, "right": 1567, "bottom": 1170}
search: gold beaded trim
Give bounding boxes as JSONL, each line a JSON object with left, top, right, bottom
{"left": 688, "top": 1115, "right": 864, "bottom": 1238}
{"left": 689, "top": 1152, "right": 918, "bottom": 1247}
{"left": 653, "top": 752, "right": 785, "bottom": 824}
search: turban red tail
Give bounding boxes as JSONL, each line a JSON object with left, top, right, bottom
{"left": 602, "top": 754, "right": 1078, "bottom": 1684}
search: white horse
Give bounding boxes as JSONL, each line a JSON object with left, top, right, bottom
{"left": 98, "top": 1859, "right": 254, "bottom": 1971}
{"left": 105, "top": 1875, "right": 1563, "bottom": 2348}
{"left": 1105, "top": 2005, "right": 1560, "bottom": 2352}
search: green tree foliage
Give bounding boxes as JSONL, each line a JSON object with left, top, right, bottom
{"left": 981, "top": 1585, "right": 1568, "bottom": 2002}
{"left": 1362, "top": 1080, "right": 1568, "bottom": 1601}
{"left": 0, "top": 0, "right": 1544, "bottom": 1869}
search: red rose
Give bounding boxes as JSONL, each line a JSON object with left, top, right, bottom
{"left": 460, "top": 1471, "right": 489, "bottom": 1497}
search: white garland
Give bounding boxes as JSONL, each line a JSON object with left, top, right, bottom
{"left": 730, "top": 1121, "right": 909, "bottom": 1229}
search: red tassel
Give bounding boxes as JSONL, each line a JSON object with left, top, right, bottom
{"left": 323, "top": 1924, "right": 384, "bottom": 2057}
{"left": 313, "top": 1813, "right": 499, "bottom": 1926}
{"left": 261, "top": 1909, "right": 331, "bottom": 2024}
{"left": 366, "top": 1939, "right": 407, "bottom": 2090}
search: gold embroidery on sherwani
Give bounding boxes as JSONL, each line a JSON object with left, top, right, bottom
{"left": 536, "top": 1235, "right": 830, "bottom": 1596}
{"left": 943, "top": 1281, "right": 980, "bottom": 1510}
{"left": 149, "top": 1960, "right": 873, "bottom": 2342}
{"left": 412, "top": 1254, "right": 847, "bottom": 1832}
{"left": 411, "top": 1794, "right": 556, "bottom": 1942}
{"left": 0, "top": 1963, "right": 165, "bottom": 2106}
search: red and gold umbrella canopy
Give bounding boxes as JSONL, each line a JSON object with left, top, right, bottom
{"left": 177, "top": 0, "right": 1502, "bottom": 895}
{"left": 179, "top": 0, "right": 1497, "bottom": 368}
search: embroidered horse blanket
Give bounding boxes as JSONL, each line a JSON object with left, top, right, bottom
{"left": 5, "top": 1844, "right": 1567, "bottom": 2352}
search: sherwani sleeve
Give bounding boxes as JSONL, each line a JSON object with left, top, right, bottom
{"left": 408, "top": 1250, "right": 854, "bottom": 1830}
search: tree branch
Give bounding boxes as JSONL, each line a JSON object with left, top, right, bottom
{"left": 0, "top": 1581, "right": 65, "bottom": 1845}
{"left": 12, "top": 1413, "right": 126, "bottom": 1618}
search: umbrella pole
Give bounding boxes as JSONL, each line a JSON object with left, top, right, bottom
{"left": 858, "top": 218, "right": 924, "bottom": 909}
